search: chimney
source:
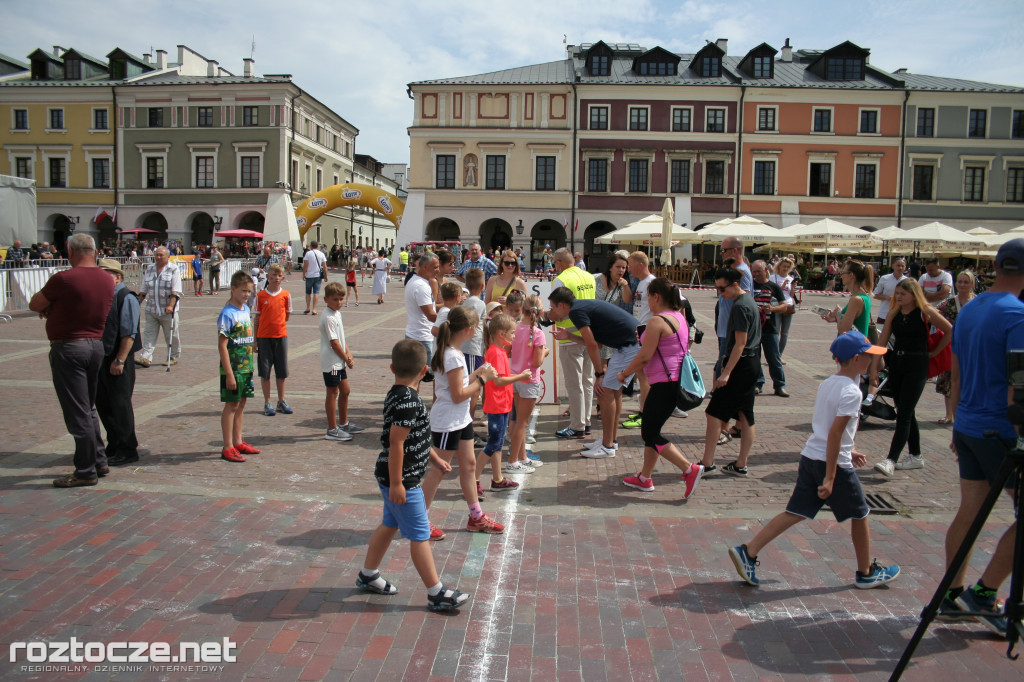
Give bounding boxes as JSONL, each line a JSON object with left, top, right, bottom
{"left": 143, "top": 52, "right": 152, "bottom": 64}
{"left": 780, "top": 38, "right": 792, "bottom": 63}
{"left": 156, "top": 49, "right": 167, "bottom": 70}
{"left": 715, "top": 38, "right": 727, "bottom": 54}
{"left": 894, "top": 67, "right": 907, "bottom": 75}
{"left": 207, "top": 59, "right": 218, "bottom": 77}
{"left": 53, "top": 45, "right": 65, "bottom": 58}
{"left": 243, "top": 58, "right": 254, "bottom": 77}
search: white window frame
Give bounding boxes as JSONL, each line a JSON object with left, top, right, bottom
{"left": 806, "top": 154, "right": 836, "bottom": 198}
{"left": 626, "top": 153, "right": 655, "bottom": 193}
{"left": 909, "top": 163, "right": 938, "bottom": 202}
{"left": 700, "top": 154, "right": 730, "bottom": 196}
{"left": 90, "top": 107, "right": 110, "bottom": 133}
{"left": 959, "top": 155, "right": 994, "bottom": 203}
{"left": 583, "top": 152, "right": 613, "bottom": 193}
{"left": 40, "top": 146, "right": 72, "bottom": 188}
{"left": 811, "top": 106, "right": 835, "bottom": 135}
{"left": 188, "top": 142, "right": 221, "bottom": 189}
{"left": 10, "top": 107, "right": 30, "bottom": 133}
{"left": 628, "top": 105, "right": 651, "bottom": 132}
{"left": 665, "top": 152, "right": 696, "bottom": 193}
{"left": 751, "top": 153, "right": 779, "bottom": 195}
{"left": 83, "top": 146, "right": 114, "bottom": 189}
{"left": 6, "top": 146, "right": 35, "bottom": 180}
{"left": 915, "top": 106, "right": 938, "bottom": 138}
{"left": 529, "top": 145, "right": 562, "bottom": 192}
{"left": 46, "top": 107, "right": 66, "bottom": 132}
{"left": 858, "top": 107, "right": 881, "bottom": 136}
{"left": 670, "top": 106, "right": 693, "bottom": 133}
{"left": 137, "top": 144, "right": 169, "bottom": 189}
{"left": 755, "top": 105, "right": 778, "bottom": 133}
{"left": 705, "top": 107, "right": 727, "bottom": 133}
{"left": 852, "top": 158, "right": 880, "bottom": 199}
{"left": 589, "top": 105, "right": 609, "bottom": 130}
{"left": 1004, "top": 158, "right": 1024, "bottom": 203}
{"left": 233, "top": 142, "right": 266, "bottom": 188}
{"left": 967, "top": 107, "right": 990, "bottom": 139}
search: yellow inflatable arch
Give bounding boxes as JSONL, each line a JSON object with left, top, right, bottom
{"left": 293, "top": 183, "right": 405, "bottom": 240}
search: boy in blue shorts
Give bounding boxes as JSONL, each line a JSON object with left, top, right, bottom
{"left": 356, "top": 339, "right": 471, "bottom": 612}
{"left": 729, "top": 330, "right": 901, "bottom": 589}
{"left": 218, "top": 270, "right": 259, "bottom": 463}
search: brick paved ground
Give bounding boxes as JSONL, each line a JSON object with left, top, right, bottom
{"left": 0, "top": 270, "right": 1020, "bottom": 680}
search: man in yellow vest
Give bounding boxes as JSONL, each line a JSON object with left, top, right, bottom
{"left": 550, "top": 248, "right": 596, "bottom": 439}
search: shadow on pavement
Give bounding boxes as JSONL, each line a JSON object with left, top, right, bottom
{"left": 276, "top": 528, "right": 374, "bottom": 549}
{"left": 198, "top": 587, "right": 439, "bottom": 621}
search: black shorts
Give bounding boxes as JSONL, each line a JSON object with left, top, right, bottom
{"left": 257, "top": 337, "right": 289, "bottom": 380}
{"left": 323, "top": 368, "right": 348, "bottom": 387}
{"left": 431, "top": 423, "right": 475, "bottom": 450}
{"left": 785, "top": 456, "right": 870, "bottom": 523}
{"left": 705, "top": 354, "right": 758, "bottom": 426}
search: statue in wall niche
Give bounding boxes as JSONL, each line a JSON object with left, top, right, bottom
{"left": 464, "top": 154, "right": 478, "bottom": 187}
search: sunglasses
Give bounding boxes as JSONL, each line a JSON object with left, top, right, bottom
{"left": 716, "top": 285, "right": 730, "bottom": 292}
{"left": 502, "top": 261, "right": 516, "bottom": 266}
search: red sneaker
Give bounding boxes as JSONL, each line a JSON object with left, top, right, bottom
{"left": 236, "top": 442, "right": 261, "bottom": 455}
{"left": 682, "top": 463, "right": 704, "bottom": 499}
{"left": 429, "top": 523, "right": 446, "bottom": 541}
{"left": 221, "top": 447, "right": 246, "bottom": 463}
{"left": 466, "top": 514, "right": 504, "bottom": 534}
{"left": 623, "top": 473, "right": 654, "bottom": 492}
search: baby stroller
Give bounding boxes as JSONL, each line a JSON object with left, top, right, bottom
{"left": 860, "top": 366, "right": 896, "bottom": 422}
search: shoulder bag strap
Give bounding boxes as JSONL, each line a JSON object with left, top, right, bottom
{"left": 654, "top": 314, "right": 686, "bottom": 379}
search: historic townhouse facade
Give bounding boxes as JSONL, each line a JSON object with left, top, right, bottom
{"left": 1, "top": 44, "right": 360, "bottom": 251}
{"left": 407, "top": 39, "right": 1024, "bottom": 268}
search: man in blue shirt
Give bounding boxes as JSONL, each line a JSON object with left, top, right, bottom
{"left": 454, "top": 242, "right": 497, "bottom": 283}
{"left": 941, "top": 238, "right": 1024, "bottom": 634}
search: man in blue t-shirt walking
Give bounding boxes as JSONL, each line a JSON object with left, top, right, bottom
{"left": 941, "top": 238, "right": 1024, "bottom": 634}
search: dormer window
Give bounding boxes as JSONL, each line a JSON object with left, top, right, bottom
{"left": 63, "top": 58, "right": 81, "bottom": 80}
{"left": 30, "top": 60, "right": 49, "bottom": 80}
{"left": 826, "top": 57, "right": 863, "bottom": 80}
{"left": 109, "top": 58, "right": 125, "bottom": 80}
{"left": 701, "top": 57, "right": 721, "bottom": 77}
{"left": 634, "top": 47, "right": 681, "bottom": 77}
{"left": 752, "top": 56, "right": 772, "bottom": 78}
{"left": 638, "top": 61, "right": 676, "bottom": 75}
{"left": 591, "top": 54, "right": 609, "bottom": 76}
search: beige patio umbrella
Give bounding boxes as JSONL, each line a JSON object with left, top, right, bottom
{"left": 593, "top": 214, "right": 697, "bottom": 245}
{"left": 659, "top": 198, "right": 674, "bottom": 265}
{"left": 696, "top": 215, "right": 794, "bottom": 244}
{"left": 966, "top": 226, "right": 998, "bottom": 237}
{"left": 785, "top": 218, "right": 872, "bottom": 247}
{"left": 891, "top": 222, "right": 986, "bottom": 253}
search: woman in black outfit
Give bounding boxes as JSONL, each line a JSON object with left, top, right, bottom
{"left": 873, "top": 278, "right": 951, "bottom": 478}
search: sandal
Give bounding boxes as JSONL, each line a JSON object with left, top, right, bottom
{"left": 716, "top": 432, "right": 732, "bottom": 446}
{"left": 356, "top": 572, "right": 398, "bottom": 595}
{"left": 561, "top": 409, "right": 570, "bottom": 417}
{"left": 937, "top": 417, "right": 953, "bottom": 425}
{"left": 303, "top": 310, "right": 310, "bottom": 315}
{"left": 729, "top": 426, "right": 742, "bottom": 439}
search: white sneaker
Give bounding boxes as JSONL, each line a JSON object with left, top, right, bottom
{"left": 325, "top": 427, "right": 353, "bottom": 442}
{"left": 672, "top": 408, "right": 688, "bottom": 418}
{"left": 580, "top": 444, "right": 616, "bottom": 459}
{"left": 525, "top": 435, "right": 537, "bottom": 444}
{"left": 861, "top": 394, "right": 876, "bottom": 407}
{"left": 503, "top": 461, "right": 534, "bottom": 473}
{"left": 580, "top": 439, "right": 617, "bottom": 452}
{"left": 873, "top": 459, "right": 895, "bottom": 477}
{"left": 895, "top": 454, "right": 924, "bottom": 470}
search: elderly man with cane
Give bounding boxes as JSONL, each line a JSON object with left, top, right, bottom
{"left": 96, "top": 258, "right": 142, "bottom": 466}
{"left": 135, "top": 246, "right": 182, "bottom": 368}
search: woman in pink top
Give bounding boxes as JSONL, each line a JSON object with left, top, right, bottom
{"left": 615, "top": 278, "right": 704, "bottom": 499}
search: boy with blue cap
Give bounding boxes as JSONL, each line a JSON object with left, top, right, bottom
{"left": 729, "top": 329, "right": 901, "bottom": 589}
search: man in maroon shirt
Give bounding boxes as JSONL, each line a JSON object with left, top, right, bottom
{"left": 30, "top": 234, "right": 115, "bottom": 487}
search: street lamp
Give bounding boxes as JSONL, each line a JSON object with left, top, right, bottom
{"left": 65, "top": 215, "right": 79, "bottom": 233}
{"left": 515, "top": 219, "right": 524, "bottom": 236}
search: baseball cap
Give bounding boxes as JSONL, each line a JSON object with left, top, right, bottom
{"left": 97, "top": 258, "right": 124, "bottom": 277}
{"left": 995, "top": 237, "right": 1024, "bottom": 270}
{"left": 830, "top": 329, "right": 886, "bottom": 362}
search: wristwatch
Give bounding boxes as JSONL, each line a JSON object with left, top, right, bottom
{"left": 477, "top": 376, "right": 486, "bottom": 388}
{"left": 115, "top": 359, "right": 124, "bottom": 366}
{"left": 594, "top": 371, "right": 605, "bottom": 378}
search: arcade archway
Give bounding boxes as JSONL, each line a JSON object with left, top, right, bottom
{"left": 529, "top": 220, "right": 566, "bottom": 270}
{"left": 426, "top": 217, "right": 460, "bottom": 241}
{"left": 479, "top": 218, "right": 512, "bottom": 254}
{"left": 584, "top": 221, "right": 617, "bottom": 273}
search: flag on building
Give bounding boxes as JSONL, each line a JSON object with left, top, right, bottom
{"left": 111, "top": 207, "right": 117, "bottom": 226}
{"left": 93, "top": 206, "right": 110, "bottom": 224}
{"left": 562, "top": 217, "right": 569, "bottom": 232}
{"left": 574, "top": 218, "right": 579, "bottom": 233}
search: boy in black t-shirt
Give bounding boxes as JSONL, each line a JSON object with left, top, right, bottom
{"left": 356, "top": 339, "right": 471, "bottom": 612}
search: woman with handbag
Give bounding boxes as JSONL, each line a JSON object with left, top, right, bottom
{"left": 934, "top": 270, "right": 976, "bottom": 424}
{"left": 873, "top": 278, "right": 952, "bottom": 478}
{"left": 615, "top": 278, "right": 704, "bottom": 499}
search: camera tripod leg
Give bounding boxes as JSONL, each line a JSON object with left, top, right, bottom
{"left": 890, "top": 452, "right": 1020, "bottom": 681}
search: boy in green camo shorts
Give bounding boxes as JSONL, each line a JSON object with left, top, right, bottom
{"left": 218, "top": 270, "right": 259, "bottom": 463}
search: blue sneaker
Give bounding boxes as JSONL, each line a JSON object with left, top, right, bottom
{"left": 855, "top": 560, "right": 900, "bottom": 589}
{"left": 957, "top": 585, "right": 1008, "bottom": 636}
{"left": 276, "top": 400, "right": 293, "bottom": 415}
{"left": 729, "top": 545, "right": 759, "bottom": 586}
{"left": 263, "top": 401, "right": 276, "bottom": 416}
{"left": 555, "top": 427, "right": 585, "bottom": 439}
{"left": 936, "top": 592, "right": 971, "bottom": 622}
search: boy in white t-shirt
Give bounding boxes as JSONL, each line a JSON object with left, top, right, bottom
{"left": 319, "top": 283, "right": 363, "bottom": 441}
{"left": 728, "top": 330, "right": 901, "bottom": 589}
{"left": 431, "top": 282, "right": 462, "bottom": 338}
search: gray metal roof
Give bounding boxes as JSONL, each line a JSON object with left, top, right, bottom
{"left": 410, "top": 44, "right": 1024, "bottom": 94}
{"left": 0, "top": 52, "right": 29, "bottom": 70}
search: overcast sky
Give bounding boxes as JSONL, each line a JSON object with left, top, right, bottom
{"left": 4, "top": 0, "right": 1022, "bottom": 165}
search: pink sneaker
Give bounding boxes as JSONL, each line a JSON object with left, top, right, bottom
{"left": 682, "top": 463, "right": 704, "bottom": 499}
{"left": 623, "top": 473, "right": 654, "bottom": 492}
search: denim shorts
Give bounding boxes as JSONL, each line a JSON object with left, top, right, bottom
{"left": 482, "top": 412, "right": 510, "bottom": 456}
{"left": 785, "top": 456, "right": 870, "bottom": 523}
{"left": 953, "top": 429, "right": 1018, "bottom": 489}
{"left": 305, "top": 276, "right": 322, "bottom": 295}
{"left": 604, "top": 343, "right": 639, "bottom": 390}
{"left": 378, "top": 484, "right": 430, "bottom": 542}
